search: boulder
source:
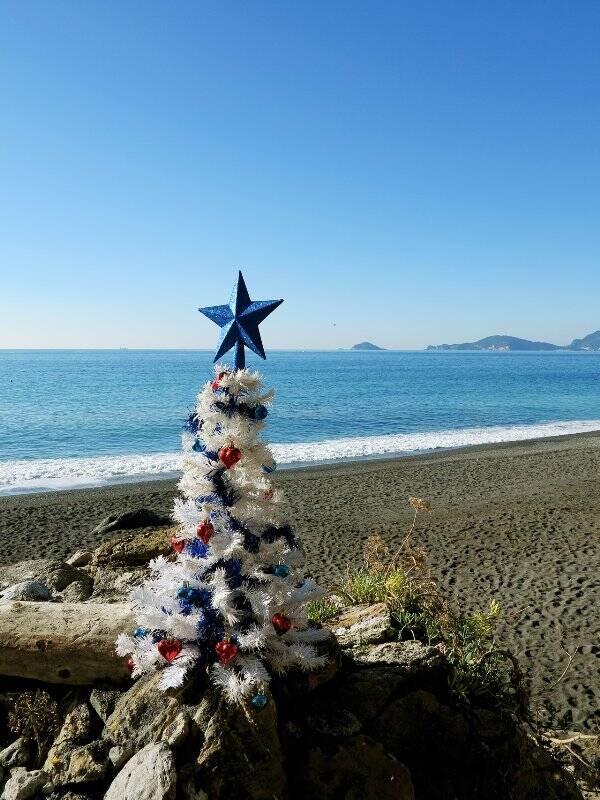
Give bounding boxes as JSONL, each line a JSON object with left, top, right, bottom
{"left": 2, "top": 767, "right": 48, "bottom": 800}
{"left": 193, "top": 685, "right": 286, "bottom": 800}
{"left": 0, "top": 581, "right": 51, "bottom": 602}
{"left": 353, "top": 640, "right": 444, "bottom": 672}
{"left": 92, "top": 510, "right": 173, "bottom": 536}
{"left": 0, "top": 738, "right": 31, "bottom": 769}
{"left": 90, "top": 567, "right": 148, "bottom": 603}
{"left": 104, "top": 742, "right": 176, "bottom": 800}
{"left": 89, "top": 688, "right": 121, "bottom": 723}
{"left": 305, "top": 735, "right": 414, "bottom": 800}
{"left": 0, "top": 559, "right": 92, "bottom": 597}
{"left": 103, "top": 673, "right": 186, "bottom": 766}
{"left": 324, "top": 603, "right": 395, "bottom": 647}
{"left": 65, "top": 551, "right": 93, "bottom": 568}
{"left": 0, "top": 601, "right": 134, "bottom": 684}
{"left": 90, "top": 527, "right": 176, "bottom": 570}
{"left": 44, "top": 702, "right": 95, "bottom": 776}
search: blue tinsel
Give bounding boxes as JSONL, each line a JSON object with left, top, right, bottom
{"left": 183, "top": 411, "right": 202, "bottom": 433}
{"left": 187, "top": 538, "right": 209, "bottom": 558}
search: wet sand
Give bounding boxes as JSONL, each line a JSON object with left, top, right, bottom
{"left": 1, "top": 432, "right": 599, "bottom": 730}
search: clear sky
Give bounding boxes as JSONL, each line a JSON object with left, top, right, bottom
{"left": 1, "top": 1, "right": 599, "bottom": 349}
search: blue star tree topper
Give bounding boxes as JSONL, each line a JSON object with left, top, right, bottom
{"left": 199, "top": 271, "right": 283, "bottom": 369}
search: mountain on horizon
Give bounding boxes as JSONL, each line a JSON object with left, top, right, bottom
{"left": 426, "top": 330, "right": 600, "bottom": 352}
{"left": 351, "top": 341, "right": 386, "bottom": 351}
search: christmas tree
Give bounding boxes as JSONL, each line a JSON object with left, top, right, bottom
{"left": 116, "top": 272, "right": 328, "bottom": 706}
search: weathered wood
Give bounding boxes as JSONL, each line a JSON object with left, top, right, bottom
{"left": 0, "top": 601, "right": 134, "bottom": 684}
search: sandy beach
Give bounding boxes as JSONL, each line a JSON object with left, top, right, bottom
{"left": 1, "top": 432, "right": 599, "bottom": 730}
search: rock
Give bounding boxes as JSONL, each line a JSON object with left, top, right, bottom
{"left": 44, "top": 702, "right": 94, "bottom": 772}
{"left": 45, "top": 701, "right": 110, "bottom": 786}
{"left": 0, "top": 560, "right": 91, "bottom": 595}
{"left": 90, "top": 527, "right": 176, "bottom": 570}
{"left": 354, "top": 640, "right": 444, "bottom": 672}
{"left": 323, "top": 603, "right": 395, "bottom": 647}
{"left": 104, "top": 742, "right": 176, "bottom": 800}
{"left": 65, "top": 551, "right": 93, "bottom": 568}
{"left": 2, "top": 767, "right": 48, "bottom": 800}
{"left": 305, "top": 735, "right": 414, "bottom": 800}
{"left": 305, "top": 708, "right": 362, "bottom": 738}
{"left": 89, "top": 687, "right": 121, "bottom": 723}
{"left": 373, "top": 689, "right": 469, "bottom": 776}
{"left": 93, "top": 509, "right": 173, "bottom": 536}
{"left": 63, "top": 741, "right": 109, "bottom": 784}
{"left": 193, "top": 685, "right": 286, "bottom": 800}
{"left": 334, "top": 666, "right": 417, "bottom": 724}
{"left": 0, "top": 581, "right": 52, "bottom": 602}
{"left": 103, "top": 673, "right": 185, "bottom": 765}
{"left": 59, "top": 581, "right": 93, "bottom": 602}
{"left": 0, "top": 738, "right": 31, "bottom": 769}
{"left": 0, "top": 602, "right": 134, "bottom": 684}
{"left": 90, "top": 567, "right": 148, "bottom": 603}
{"left": 161, "top": 711, "right": 189, "bottom": 748}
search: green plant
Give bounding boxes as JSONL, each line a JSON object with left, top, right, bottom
{"left": 323, "top": 498, "right": 527, "bottom": 714}
{"left": 306, "top": 596, "right": 343, "bottom": 623}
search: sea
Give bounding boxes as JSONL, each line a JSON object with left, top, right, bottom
{"left": 1, "top": 349, "right": 600, "bottom": 495}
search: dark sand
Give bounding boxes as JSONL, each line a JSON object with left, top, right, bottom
{"left": 1, "top": 433, "right": 599, "bottom": 730}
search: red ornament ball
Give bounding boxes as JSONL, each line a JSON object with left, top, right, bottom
{"left": 196, "top": 520, "right": 214, "bottom": 544}
{"left": 157, "top": 638, "right": 182, "bottom": 662}
{"left": 263, "top": 488, "right": 274, "bottom": 500}
{"left": 171, "top": 536, "right": 186, "bottom": 554}
{"left": 211, "top": 371, "right": 228, "bottom": 391}
{"left": 126, "top": 656, "right": 135, "bottom": 673}
{"left": 271, "top": 613, "right": 292, "bottom": 635}
{"left": 214, "top": 639, "right": 238, "bottom": 666}
{"left": 219, "top": 445, "right": 242, "bottom": 469}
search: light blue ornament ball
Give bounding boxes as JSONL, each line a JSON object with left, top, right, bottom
{"left": 251, "top": 693, "right": 268, "bottom": 710}
{"left": 133, "top": 627, "right": 149, "bottom": 639}
{"left": 274, "top": 564, "right": 289, "bottom": 578}
{"left": 192, "top": 440, "right": 205, "bottom": 453}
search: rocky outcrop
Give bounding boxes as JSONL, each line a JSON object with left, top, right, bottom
{"left": 0, "top": 542, "right": 586, "bottom": 800}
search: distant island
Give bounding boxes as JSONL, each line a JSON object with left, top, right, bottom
{"left": 426, "top": 330, "right": 600, "bottom": 352}
{"left": 351, "top": 341, "right": 386, "bottom": 351}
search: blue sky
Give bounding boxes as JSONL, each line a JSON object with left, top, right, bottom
{"left": 1, "top": 1, "right": 599, "bottom": 349}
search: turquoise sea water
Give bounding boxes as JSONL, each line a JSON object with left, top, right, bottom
{"left": 1, "top": 349, "right": 599, "bottom": 493}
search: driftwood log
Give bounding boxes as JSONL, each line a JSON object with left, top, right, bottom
{"left": 0, "top": 601, "right": 134, "bottom": 684}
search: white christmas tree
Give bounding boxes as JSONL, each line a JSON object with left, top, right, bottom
{"left": 116, "top": 274, "right": 328, "bottom": 707}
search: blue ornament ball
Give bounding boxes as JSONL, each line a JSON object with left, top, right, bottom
{"left": 253, "top": 404, "right": 268, "bottom": 421}
{"left": 192, "top": 439, "right": 205, "bottom": 453}
{"left": 133, "top": 626, "right": 149, "bottom": 639}
{"left": 251, "top": 693, "right": 268, "bottom": 710}
{"left": 262, "top": 463, "right": 276, "bottom": 474}
{"left": 274, "top": 564, "right": 289, "bottom": 578}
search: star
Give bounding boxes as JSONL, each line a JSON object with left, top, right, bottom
{"left": 199, "top": 271, "right": 283, "bottom": 369}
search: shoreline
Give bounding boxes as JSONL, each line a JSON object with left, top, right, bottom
{"left": 2, "top": 425, "right": 600, "bottom": 499}
{"left": 1, "top": 430, "right": 599, "bottom": 730}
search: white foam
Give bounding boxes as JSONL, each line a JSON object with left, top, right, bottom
{"left": 1, "top": 418, "right": 599, "bottom": 495}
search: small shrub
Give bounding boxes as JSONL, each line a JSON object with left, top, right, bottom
{"left": 327, "top": 498, "right": 526, "bottom": 714}
{"left": 8, "top": 690, "right": 60, "bottom": 765}
{"left": 306, "top": 596, "right": 343, "bottom": 623}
